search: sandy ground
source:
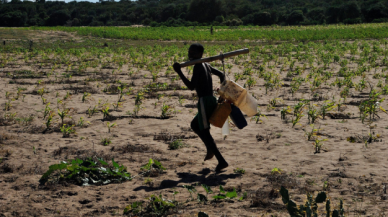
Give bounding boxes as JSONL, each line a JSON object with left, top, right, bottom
{"left": 0, "top": 35, "right": 388, "bottom": 217}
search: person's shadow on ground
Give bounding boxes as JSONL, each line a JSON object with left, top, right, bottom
{"left": 133, "top": 168, "right": 240, "bottom": 192}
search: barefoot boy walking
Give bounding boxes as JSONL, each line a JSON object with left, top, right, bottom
{"left": 173, "top": 43, "right": 229, "bottom": 172}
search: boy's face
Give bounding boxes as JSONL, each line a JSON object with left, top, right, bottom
{"left": 188, "top": 48, "right": 203, "bottom": 60}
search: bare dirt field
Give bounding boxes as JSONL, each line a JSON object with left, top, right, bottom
{"left": 1, "top": 30, "right": 388, "bottom": 216}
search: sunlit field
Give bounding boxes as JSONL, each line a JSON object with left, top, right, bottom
{"left": 1, "top": 24, "right": 388, "bottom": 216}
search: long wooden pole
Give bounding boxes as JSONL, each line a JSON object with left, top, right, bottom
{"left": 179, "top": 48, "right": 249, "bottom": 68}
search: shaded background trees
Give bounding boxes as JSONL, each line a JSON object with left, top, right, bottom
{"left": 0, "top": 0, "right": 387, "bottom": 27}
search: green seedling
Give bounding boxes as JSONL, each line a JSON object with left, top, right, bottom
{"left": 37, "top": 88, "right": 45, "bottom": 98}
{"left": 82, "top": 92, "right": 91, "bottom": 103}
{"left": 63, "top": 91, "right": 71, "bottom": 100}
{"left": 112, "top": 102, "right": 122, "bottom": 111}
{"left": 281, "top": 106, "right": 292, "bottom": 120}
{"left": 15, "top": 115, "right": 34, "bottom": 126}
{"left": 313, "top": 138, "right": 328, "bottom": 153}
{"left": 234, "top": 168, "right": 245, "bottom": 175}
{"left": 168, "top": 139, "right": 185, "bottom": 150}
{"left": 307, "top": 104, "right": 321, "bottom": 124}
{"left": 305, "top": 125, "right": 318, "bottom": 141}
{"left": 5, "top": 91, "right": 11, "bottom": 100}
{"left": 292, "top": 112, "right": 304, "bottom": 128}
{"left": 101, "top": 137, "right": 112, "bottom": 146}
{"left": 4, "top": 100, "right": 12, "bottom": 111}
{"left": 57, "top": 108, "right": 69, "bottom": 126}
{"left": 45, "top": 112, "right": 54, "bottom": 130}
{"left": 102, "top": 106, "right": 110, "bottom": 119}
{"left": 106, "top": 122, "right": 116, "bottom": 133}
{"left": 60, "top": 124, "right": 76, "bottom": 138}
{"left": 161, "top": 103, "right": 172, "bottom": 118}
{"left": 250, "top": 107, "right": 267, "bottom": 123}
{"left": 178, "top": 96, "right": 185, "bottom": 106}
{"left": 320, "top": 101, "right": 336, "bottom": 119}
{"left": 140, "top": 158, "right": 166, "bottom": 171}
{"left": 245, "top": 76, "right": 256, "bottom": 89}
{"left": 87, "top": 106, "right": 98, "bottom": 118}
{"left": 271, "top": 167, "right": 282, "bottom": 174}
{"left": 212, "top": 186, "right": 237, "bottom": 200}
{"left": 78, "top": 117, "right": 89, "bottom": 128}
{"left": 182, "top": 185, "right": 197, "bottom": 200}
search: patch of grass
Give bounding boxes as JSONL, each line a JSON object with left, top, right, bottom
{"left": 168, "top": 139, "right": 185, "bottom": 150}
{"left": 101, "top": 137, "right": 112, "bottom": 146}
{"left": 234, "top": 168, "right": 245, "bottom": 175}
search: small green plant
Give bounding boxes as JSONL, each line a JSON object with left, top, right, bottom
{"left": 168, "top": 139, "right": 185, "bottom": 150}
{"left": 112, "top": 101, "right": 122, "bottom": 111}
{"left": 182, "top": 184, "right": 197, "bottom": 200}
{"left": 87, "top": 106, "right": 98, "bottom": 118}
{"left": 57, "top": 108, "right": 69, "bottom": 126}
{"left": 305, "top": 125, "right": 318, "bottom": 141}
{"left": 82, "top": 92, "right": 91, "bottom": 103}
{"left": 43, "top": 103, "right": 52, "bottom": 119}
{"left": 212, "top": 186, "right": 237, "bottom": 200}
{"left": 123, "top": 195, "right": 175, "bottom": 216}
{"left": 292, "top": 112, "right": 304, "bottom": 128}
{"left": 271, "top": 167, "right": 282, "bottom": 174}
{"left": 77, "top": 117, "right": 89, "bottom": 128}
{"left": 45, "top": 112, "right": 54, "bottom": 130}
{"left": 320, "top": 101, "right": 336, "bottom": 119}
{"left": 307, "top": 104, "right": 321, "bottom": 124}
{"left": 140, "top": 158, "right": 166, "bottom": 172}
{"left": 37, "top": 87, "right": 45, "bottom": 99}
{"left": 234, "top": 168, "right": 245, "bottom": 175}
{"left": 245, "top": 76, "right": 256, "bottom": 89}
{"left": 100, "top": 136, "right": 112, "bottom": 145}
{"left": 161, "top": 103, "right": 172, "bottom": 118}
{"left": 4, "top": 100, "right": 12, "bottom": 111}
{"left": 106, "top": 122, "right": 116, "bottom": 133}
{"left": 63, "top": 91, "right": 71, "bottom": 100}
{"left": 15, "top": 115, "right": 34, "bottom": 126}
{"left": 60, "top": 124, "right": 76, "bottom": 138}
{"left": 313, "top": 138, "right": 328, "bottom": 153}
{"left": 178, "top": 96, "right": 185, "bottom": 106}
{"left": 144, "top": 178, "right": 153, "bottom": 187}
{"left": 281, "top": 106, "right": 292, "bottom": 121}
{"left": 280, "top": 186, "right": 345, "bottom": 217}
{"left": 102, "top": 106, "right": 111, "bottom": 119}
{"left": 250, "top": 107, "right": 267, "bottom": 123}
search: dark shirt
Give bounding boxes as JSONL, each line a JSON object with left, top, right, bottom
{"left": 177, "top": 63, "right": 225, "bottom": 98}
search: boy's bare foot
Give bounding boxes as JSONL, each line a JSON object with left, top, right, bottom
{"left": 204, "top": 152, "right": 214, "bottom": 161}
{"left": 215, "top": 162, "right": 229, "bottom": 173}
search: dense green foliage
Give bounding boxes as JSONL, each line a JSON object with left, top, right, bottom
{"left": 0, "top": 0, "right": 387, "bottom": 27}
{"left": 39, "top": 157, "right": 132, "bottom": 186}
{"left": 24, "top": 23, "right": 388, "bottom": 41}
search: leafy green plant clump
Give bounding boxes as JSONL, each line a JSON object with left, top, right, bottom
{"left": 123, "top": 194, "right": 176, "bottom": 216}
{"left": 280, "top": 186, "right": 345, "bottom": 217}
{"left": 39, "top": 158, "right": 132, "bottom": 186}
{"left": 168, "top": 139, "right": 185, "bottom": 150}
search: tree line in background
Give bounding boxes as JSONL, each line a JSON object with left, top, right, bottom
{"left": 1, "top": 0, "right": 388, "bottom": 27}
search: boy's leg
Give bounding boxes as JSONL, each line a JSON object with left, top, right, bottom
{"left": 191, "top": 117, "right": 214, "bottom": 161}
{"left": 191, "top": 118, "right": 228, "bottom": 171}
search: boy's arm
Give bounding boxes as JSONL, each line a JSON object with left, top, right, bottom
{"left": 173, "top": 63, "right": 197, "bottom": 90}
{"left": 208, "top": 64, "right": 225, "bottom": 83}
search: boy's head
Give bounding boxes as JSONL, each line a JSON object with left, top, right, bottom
{"left": 189, "top": 43, "right": 204, "bottom": 60}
